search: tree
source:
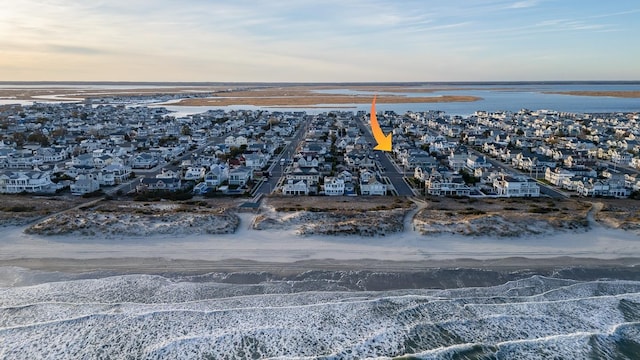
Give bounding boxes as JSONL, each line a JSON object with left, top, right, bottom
{"left": 12, "top": 132, "right": 26, "bottom": 147}
{"left": 459, "top": 169, "right": 479, "bottom": 185}
{"left": 28, "top": 132, "right": 50, "bottom": 147}
{"left": 52, "top": 127, "right": 67, "bottom": 137}
{"left": 181, "top": 124, "right": 192, "bottom": 136}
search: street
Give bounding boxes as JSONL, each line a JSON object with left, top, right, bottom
{"left": 354, "top": 115, "right": 415, "bottom": 196}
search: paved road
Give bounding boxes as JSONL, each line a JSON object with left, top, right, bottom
{"left": 254, "top": 116, "right": 310, "bottom": 195}
{"left": 354, "top": 115, "right": 414, "bottom": 196}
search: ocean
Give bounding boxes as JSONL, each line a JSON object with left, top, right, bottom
{"left": 1, "top": 267, "right": 640, "bottom": 359}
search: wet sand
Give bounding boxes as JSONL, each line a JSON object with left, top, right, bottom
{"left": 3, "top": 256, "right": 640, "bottom": 275}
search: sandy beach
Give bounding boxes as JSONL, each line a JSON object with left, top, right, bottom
{"left": 2, "top": 207, "right": 640, "bottom": 275}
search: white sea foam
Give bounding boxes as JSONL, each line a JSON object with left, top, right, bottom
{"left": 1, "top": 274, "right": 639, "bottom": 359}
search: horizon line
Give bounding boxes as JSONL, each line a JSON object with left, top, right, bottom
{"left": 2, "top": 80, "right": 640, "bottom": 86}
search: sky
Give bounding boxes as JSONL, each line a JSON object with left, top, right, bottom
{"left": 1, "top": 0, "right": 639, "bottom": 82}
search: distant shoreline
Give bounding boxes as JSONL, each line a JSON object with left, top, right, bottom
{"left": 2, "top": 80, "right": 640, "bottom": 86}
{"left": 544, "top": 90, "right": 640, "bottom": 98}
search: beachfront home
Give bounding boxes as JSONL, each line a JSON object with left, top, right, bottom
{"left": 228, "top": 166, "right": 253, "bottom": 186}
{"left": 0, "top": 170, "right": 55, "bottom": 194}
{"left": 204, "top": 165, "right": 229, "bottom": 187}
{"left": 183, "top": 166, "right": 206, "bottom": 181}
{"left": 70, "top": 178, "right": 100, "bottom": 195}
{"left": 282, "top": 179, "right": 309, "bottom": 195}
{"left": 137, "top": 177, "right": 182, "bottom": 192}
{"left": 424, "top": 170, "right": 471, "bottom": 197}
{"left": 323, "top": 177, "right": 345, "bottom": 196}
{"left": 360, "top": 175, "right": 387, "bottom": 196}
{"left": 492, "top": 175, "right": 540, "bottom": 197}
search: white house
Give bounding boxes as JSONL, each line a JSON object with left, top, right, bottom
{"left": 154, "top": 167, "right": 177, "bottom": 178}
{"left": 131, "top": 153, "right": 158, "bottom": 169}
{"left": 465, "top": 154, "right": 491, "bottom": 171}
{"left": 493, "top": 175, "right": 540, "bottom": 197}
{"left": 336, "top": 170, "right": 353, "bottom": 183}
{"left": 71, "top": 154, "right": 95, "bottom": 168}
{"left": 545, "top": 167, "right": 575, "bottom": 187}
{"left": 0, "top": 170, "right": 55, "bottom": 194}
{"left": 282, "top": 179, "right": 309, "bottom": 195}
{"left": 448, "top": 152, "right": 468, "bottom": 172}
{"left": 137, "top": 177, "right": 182, "bottom": 192}
{"left": 424, "top": 172, "right": 471, "bottom": 197}
{"left": 70, "top": 178, "right": 100, "bottom": 195}
{"left": 225, "top": 135, "right": 248, "bottom": 148}
{"left": 577, "top": 180, "right": 610, "bottom": 197}
{"left": 204, "top": 165, "right": 229, "bottom": 187}
{"left": 101, "top": 164, "right": 131, "bottom": 184}
{"left": 323, "top": 177, "right": 345, "bottom": 196}
{"left": 229, "top": 166, "right": 253, "bottom": 186}
{"left": 360, "top": 176, "right": 387, "bottom": 196}
{"left": 183, "top": 166, "right": 206, "bottom": 181}
{"left": 244, "top": 153, "right": 268, "bottom": 170}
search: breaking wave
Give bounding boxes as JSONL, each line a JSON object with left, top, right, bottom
{"left": 1, "top": 269, "right": 640, "bottom": 359}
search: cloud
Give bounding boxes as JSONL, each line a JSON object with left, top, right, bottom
{"left": 508, "top": 0, "right": 538, "bottom": 9}
{"left": 46, "top": 44, "right": 106, "bottom": 55}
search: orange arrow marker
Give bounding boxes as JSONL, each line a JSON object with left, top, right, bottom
{"left": 370, "top": 95, "right": 392, "bottom": 151}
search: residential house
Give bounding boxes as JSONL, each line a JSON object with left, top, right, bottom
{"left": 493, "top": 175, "right": 540, "bottom": 197}
{"left": 360, "top": 175, "right": 387, "bottom": 196}
{"left": 102, "top": 164, "right": 132, "bottom": 184}
{"left": 424, "top": 171, "right": 471, "bottom": 197}
{"left": 131, "top": 153, "right": 158, "bottom": 169}
{"left": 577, "top": 180, "right": 610, "bottom": 197}
{"left": 405, "top": 154, "right": 438, "bottom": 171}
{"left": 93, "top": 154, "right": 115, "bottom": 168}
{"left": 323, "top": 177, "right": 345, "bottom": 196}
{"left": 156, "top": 168, "right": 180, "bottom": 179}
{"left": 0, "top": 170, "right": 54, "bottom": 194}
{"left": 344, "top": 182, "right": 356, "bottom": 196}
{"left": 286, "top": 167, "right": 321, "bottom": 185}
{"left": 448, "top": 152, "right": 468, "bottom": 172}
{"left": 71, "top": 154, "right": 95, "bottom": 168}
{"left": 244, "top": 153, "right": 268, "bottom": 170}
{"left": 183, "top": 166, "right": 206, "bottom": 181}
{"left": 137, "top": 177, "right": 182, "bottom": 192}
{"left": 70, "top": 178, "right": 100, "bottom": 195}
{"left": 204, "top": 165, "right": 229, "bottom": 187}
{"left": 336, "top": 170, "right": 353, "bottom": 183}
{"left": 282, "top": 179, "right": 309, "bottom": 195}
{"left": 229, "top": 166, "right": 253, "bottom": 186}
{"left": 545, "top": 167, "right": 575, "bottom": 187}
{"left": 465, "top": 154, "right": 491, "bottom": 172}
{"left": 192, "top": 182, "right": 212, "bottom": 195}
